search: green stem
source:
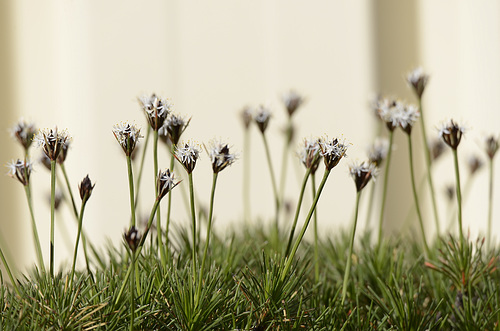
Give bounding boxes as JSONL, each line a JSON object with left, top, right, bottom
{"left": 126, "top": 155, "right": 137, "bottom": 227}
{"left": 188, "top": 173, "right": 197, "bottom": 272}
{"left": 243, "top": 129, "right": 251, "bottom": 222}
{"left": 284, "top": 168, "right": 311, "bottom": 257}
{"left": 281, "top": 168, "right": 330, "bottom": 282}
{"left": 69, "top": 199, "right": 87, "bottom": 288}
{"left": 50, "top": 160, "right": 56, "bottom": 277}
{"left": 407, "top": 134, "right": 430, "bottom": 255}
{"left": 165, "top": 144, "right": 176, "bottom": 262}
{"left": 418, "top": 98, "right": 441, "bottom": 234}
{"left": 261, "top": 133, "right": 280, "bottom": 229}
{"left": 453, "top": 149, "right": 464, "bottom": 247}
{"left": 23, "top": 185, "right": 45, "bottom": 272}
{"left": 0, "top": 246, "right": 20, "bottom": 296}
{"left": 378, "top": 130, "right": 394, "bottom": 244}
{"left": 197, "top": 173, "right": 218, "bottom": 304}
{"left": 341, "top": 191, "right": 362, "bottom": 305}
{"left": 279, "top": 118, "right": 292, "bottom": 206}
{"left": 129, "top": 250, "right": 136, "bottom": 331}
{"left": 153, "top": 130, "right": 164, "bottom": 264}
{"left": 487, "top": 159, "right": 494, "bottom": 250}
{"left": 134, "top": 126, "right": 151, "bottom": 208}
{"left": 364, "top": 177, "right": 376, "bottom": 229}
{"left": 311, "top": 173, "right": 319, "bottom": 284}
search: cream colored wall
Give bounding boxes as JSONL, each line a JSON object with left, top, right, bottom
{"left": 1, "top": 1, "right": 499, "bottom": 270}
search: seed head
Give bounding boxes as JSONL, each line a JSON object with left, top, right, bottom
{"left": 467, "top": 155, "right": 483, "bottom": 176}
{"left": 281, "top": 90, "right": 304, "bottom": 117}
{"left": 160, "top": 113, "right": 190, "bottom": 145}
{"left": 123, "top": 226, "right": 141, "bottom": 252}
{"left": 207, "top": 139, "right": 237, "bottom": 173}
{"left": 156, "top": 168, "right": 180, "bottom": 200}
{"left": 298, "top": 138, "right": 322, "bottom": 174}
{"left": 175, "top": 141, "right": 201, "bottom": 174}
{"left": 139, "top": 93, "right": 172, "bottom": 131}
{"left": 10, "top": 119, "right": 36, "bottom": 151}
{"left": 438, "top": 119, "right": 466, "bottom": 150}
{"left": 484, "top": 134, "right": 499, "bottom": 160}
{"left": 349, "top": 161, "right": 377, "bottom": 192}
{"left": 254, "top": 105, "right": 272, "bottom": 134}
{"left": 112, "top": 122, "right": 143, "bottom": 157}
{"left": 6, "top": 159, "right": 33, "bottom": 186}
{"left": 319, "top": 137, "right": 349, "bottom": 171}
{"left": 406, "top": 67, "right": 429, "bottom": 99}
{"left": 34, "top": 128, "right": 71, "bottom": 161}
{"left": 240, "top": 106, "right": 253, "bottom": 130}
{"left": 79, "top": 175, "right": 95, "bottom": 202}
{"left": 367, "top": 138, "right": 389, "bottom": 167}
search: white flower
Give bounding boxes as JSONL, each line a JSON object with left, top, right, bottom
{"left": 319, "top": 137, "right": 349, "bottom": 170}
{"left": 281, "top": 90, "right": 304, "bottom": 116}
{"left": 349, "top": 161, "right": 377, "bottom": 192}
{"left": 438, "top": 119, "right": 466, "bottom": 149}
{"left": 156, "top": 168, "right": 180, "bottom": 200}
{"left": 207, "top": 139, "right": 237, "bottom": 173}
{"left": 175, "top": 140, "right": 200, "bottom": 173}
{"left": 10, "top": 119, "right": 36, "bottom": 150}
{"left": 298, "top": 138, "right": 321, "bottom": 172}
{"left": 160, "top": 113, "right": 190, "bottom": 145}
{"left": 379, "top": 100, "right": 419, "bottom": 133}
{"left": 367, "top": 138, "right": 389, "bottom": 166}
{"left": 112, "top": 122, "right": 143, "bottom": 156}
{"left": 35, "top": 128, "right": 71, "bottom": 161}
{"left": 406, "top": 67, "right": 429, "bottom": 98}
{"left": 254, "top": 105, "right": 272, "bottom": 133}
{"left": 6, "top": 159, "right": 33, "bottom": 186}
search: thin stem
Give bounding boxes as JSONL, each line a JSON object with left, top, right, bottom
{"left": 279, "top": 118, "right": 292, "bottom": 206}
{"left": 261, "top": 133, "right": 280, "bottom": 228}
{"left": 418, "top": 98, "right": 441, "bottom": 234}
{"left": 188, "top": 172, "right": 197, "bottom": 272}
{"left": 197, "top": 172, "right": 218, "bottom": 304}
{"left": 378, "top": 130, "right": 394, "bottom": 244}
{"left": 69, "top": 199, "right": 87, "bottom": 288}
{"left": 281, "top": 168, "right": 330, "bottom": 282}
{"left": 134, "top": 126, "right": 151, "bottom": 208}
{"left": 50, "top": 160, "right": 56, "bottom": 277}
{"left": 129, "top": 250, "right": 136, "bottom": 331}
{"left": 311, "top": 173, "right": 319, "bottom": 284}
{"left": 364, "top": 177, "right": 376, "bottom": 229}
{"left": 0, "top": 246, "right": 20, "bottom": 296}
{"left": 23, "top": 185, "right": 45, "bottom": 272}
{"left": 243, "top": 129, "right": 251, "bottom": 222}
{"left": 407, "top": 134, "right": 430, "bottom": 255}
{"left": 487, "top": 159, "right": 495, "bottom": 250}
{"left": 341, "top": 190, "right": 361, "bottom": 305}
{"left": 165, "top": 143, "right": 176, "bottom": 262}
{"left": 126, "top": 155, "right": 137, "bottom": 227}
{"left": 453, "top": 149, "right": 464, "bottom": 247}
{"left": 284, "top": 168, "right": 312, "bottom": 257}
{"left": 153, "top": 130, "right": 165, "bottom": 264}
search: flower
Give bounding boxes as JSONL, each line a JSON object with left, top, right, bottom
{"left": 156, "top": 169, "right": 180, "bottom": 200}
{"left": 467, "top": 155, "right": 484, "bottom": 176}
{"left": 377, "top": 98, "right": 401, "bottom": 131}
{"left": 298, "top": 138, "right": 322, "bottom": 174}
{"left": 112, "top": 122, "right": 143, "bottom": 156}
{"left": 281, "top": 90, "right": 304, "bottom": 116}
{"left": 319, "top": 137, "right": 349, "bottom": 170}
{"left": 207, "top": 139, "right": 237, "bottom": 173}
{"left": 406, "top": 67, "right": 429, "bottom": 98}
{"left": 380, "top": 101, "right": 420, "bottom": 135}
{"left": 34, "top": 128, "right": 71, "bottom": 161}
{"left": 139, "top": 93, "right": 172, "bottom": 131}
{"left": 79, "top": 175, "right": 95, "bottom": 202}
{"left": 240, "top": 106, "right": 253, "bottom": 130}
{"left": 438, "top": 119, "right": 466, "bottom": 150}
{"left": 123, "top": 226, "right": 141, "bottom": 252}
{"left": 254, "top": 105, "right": 272, "bottom": 134}
{"left": 429, "top": 138, "right": 446, "bottom": 162}
{"left": 10, "top": 119, "right": 36, "bottom": 151}
{"left": 484, "top": 134, "right": 499, "bottom": 160}
{"left": 349, "top": 161, "right": 377, "bottom": 192}
{"left": 367, "top": 138, "right": 389, "bottom": 167}
{"left": 6, "top": 159, "right": 32, "bottom": 186}
{"left": 175, "top": 141, "right": 201, "bottom": 173}
{"left": 160, "top": 113, "right": 190, "bottom": 145}
{"left": 57, "top": 140, "right": 70, "bottom": 164}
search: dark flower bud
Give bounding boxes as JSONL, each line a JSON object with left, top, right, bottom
{"left": 349, "top": 161, "right": 377, "bottom": 192}
{"left": 79, "top": 175, "right": 95, "bottom": 202}
{"left": 254, "top": 105, "right": 271, "bottom": 134}
{"left": 123, "top": 226, "right": 141, "bottom": 252}
{"left": 438, "top": 120, "right": 466, "bottom": 150}
{"left": 11, "top": 119, "right": 36, "bottom": 151}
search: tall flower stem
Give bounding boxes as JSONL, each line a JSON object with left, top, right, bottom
{"left": 23, "top": 185, "right": 45, "bottom": 272}
{"left": 129, "top": 250, "right": 136, "bottom": 331}
{"left": 281, "top": 168, "right": 330, "bottom": 282}
{"left": 50, "top": 160, "right": 56, "bottom": 277}
{"left": 311, "top": 173, "right": 319, "bottom": 283}
{"left": 279, "top": 118, "right": 293, "bottom": 206}
{"left": 153, "top": 130, "right": 164, "bottom": 263}
{"left": 196, "top": 173, "right": 218, "bottom": 304}
{"left": 261, "top": 133, "right": 280, "bottom": 228}
{"left": 69, "top": 199, "right": 87, "bottom": 289}
{"left": 188, "top": 172, "right": 197, "bottom": 272}
{"left": 0, "top": 246, "right": 20, "bottom": 296}
{"left": 452, "top": 149, "right": 464, "bottom": 247}
{"left": 364, "top": 179, "right": 376, "bottom": 228}
{"left": 284, "top": 168, "right": 311, "bottom": 257}
{"left": 407, "top": 135, "right": 430, "bottom": 255}
{"left": 126, "top": 155, "right": 137, "bottom": 227}
{"left": 341, "top": 191, "right": 361, "bottom": 305}
{"left": 378, "top": 130, "right": 394, "bottom": 244}
{"left": 165, "top": 144, "right": 176, "bottom": 263}
{"left": 243, "top": 129, "right": 251, "bottom": 222}
{"left": 418, "top": 98, "right": 440, "bottom": 234}
{"left": 487, "top": 159, "right": 495, "bottom": 250}
{"left": 134, "top": 126, "right": 151, "bottom": 208}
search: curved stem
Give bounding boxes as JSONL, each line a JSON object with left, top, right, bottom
{"left": 341, "top": 190, "right": 361, "bottom": 305}
{"left": 311, "top": 173, "right": 319, "bottom": 283}
{"left": 50, "top": 160, "right": 56, "bottom": 277}
{"left": 378, "top": 130, "right": 394, "bottom": 244}
{"left": 69, "top": 199, "right": 87, "bottom": 288}
{"left": 23, "top": 185, "right": 45, "bottom": 272}
{"left": 126, "top": 155, "right": 136, "bottom": 227}
{"left": 261, "top": 133, "right": 280, "bottom": 229}
{"left": 0, "top": 246, "right": 19, "bottom": 296}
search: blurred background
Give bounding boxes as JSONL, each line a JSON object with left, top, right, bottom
{"left": 1, "top": 1, "right": 499, "bottom": 270}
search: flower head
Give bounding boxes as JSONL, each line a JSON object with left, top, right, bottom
{"left": 10, "top": 119, "right": 36, "bottom": 151}
{"left": 429, "top": 138, "right": 446, "bottom": 162}
{"left": 467, "top": 155, "right": 483, "bottom": 176}
{"left": 380, "top": 101, "right": 420, "bottom": 135}
{"left": 34, "top": 128, "right": 71, "bottom": 161}
{"left": 207, "top": 139, "right": 237, "bottom": 173}
{"left": 160, "top": 113, "right": 190, "bottom": 145}
{"left": 377, "top": 98, "right": 401, "bottom": 131}
{"left": 254, "top": 105, "right": 272, "bottom": 134}
{"left": 175, "top": 141, "right": 201, "bottom": 174}
{"left": 240, "top": 106, "right": 253, "bottom": 130}
{"left": 139, "top": 93, "right": 172, "bottom": 131}
{"left": 79, "top": 175, "right": 95, "bottom": 202}
{"left": 57, "top": 140, "right": 70, "bottom": 164}
{"left": 6, "top": 159, "right": 33, "bottom": 186}
{"left": 484, "top": 134, "right": 499, "bottom": 160}
{"left": 123, "top": 226, "right": 141, "bottom": 252}
{"left": 298, "top": 138, "right": 322, "bottom": 174}
{"left": 112, "top": 122, "right": 143, "bottom": 156}
{"left": 438, "top": 119, "right": 466, "bottom": 150}
{"left": 281, "top": 90, "right": 304, "bottom": 117}
{"left": 367, "top": 138, "right": 389, "bottom": 167}
{"left": 156, "top": 168, "right": 180, "bottom": 200}
{"left": 319, "top": 137, "right": 349, "bottom": 170}
{"left": 406, "top": 67, "right": 429, "bottom": 98}
{"left": 349, "top": 161, "right": 377, "bottom": 192}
